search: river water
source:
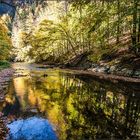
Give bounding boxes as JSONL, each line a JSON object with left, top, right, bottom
{"left": 2, "top": 63, "right": 140, "bottom": 140}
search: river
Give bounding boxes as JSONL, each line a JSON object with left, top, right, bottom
{"left": 2, "top": 63, "right": 140, "bottom": 140}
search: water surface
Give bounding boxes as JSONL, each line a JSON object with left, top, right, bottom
{"left": 2, "top": 63, "right": 140, "bottom": 140}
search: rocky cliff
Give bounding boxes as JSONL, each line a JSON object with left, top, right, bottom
{"left": 0, "top": 4, "right": 15, "bottom": 18}
{"left": 0, "top": 1, "right": 15, "bottom": 18}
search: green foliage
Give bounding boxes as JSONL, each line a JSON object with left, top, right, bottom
{"left": 12, "top": 0, "right": 140, "bottom": 63}
{"left": 0, "top": 18, "right": 12, "bottom": 60}
{"left": 0, "top": 60, "right": 10, "bottom": 69}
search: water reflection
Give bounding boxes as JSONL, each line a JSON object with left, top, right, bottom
{"left": 3, "top": 66, "right": 140, "bottom": 139}
{"left": 7, "top": 117, "right": 58, "bottom": 140}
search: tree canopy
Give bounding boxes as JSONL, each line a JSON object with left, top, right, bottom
{"left": 0, "top": 17, "right": 12, "bottom": 60}
{"left": 10, "top": 0, "right": 140, "bottom": 63}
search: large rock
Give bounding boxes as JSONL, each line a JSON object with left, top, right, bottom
{"left": 0, "top": 3, "right": 15, "bottom": 18}
{"left": 7, "top": 117, "right": 58, "bottom": 140}
{"left": 134, "top": 70, "right": 140, "bottom": 78}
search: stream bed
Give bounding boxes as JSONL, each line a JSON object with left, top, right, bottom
{"left": 1, "top": 63, "right": 140, "bottom": 140}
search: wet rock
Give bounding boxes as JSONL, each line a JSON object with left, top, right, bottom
{"left": 91, "top": 63, "right": 99, "bottom": 68}
{"left": 134, "top": 70, "right": 140, "bottom": 77}
{"left": 104, "top": 66, "right": 110, "bottom": 74}
{"left": 89, "top": 63, "right": 137, "bottom": 78}
{"left": 97, "top": 67, "right": 106, "bottom": 73}
{"left": 30, "top": 109, "right": 38, "bottom": 113}
{"left": 109, "top": 66, "right": 116, "bottom": 73}
{"left": 90, "top": 68, "right": 98, "bottom": 72}
{"left": 119, "top": 68, "right": 128, "bottom": 76}
{"left": 89, "top": 65, "right": 110, "bottom": 74}
{"left": 125, "top": 69, "right": 133, "bottom": 76}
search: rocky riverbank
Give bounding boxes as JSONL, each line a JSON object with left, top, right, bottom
{"left": 0, "top": 68, "right": 14, "bottom": 140}
{"left": 62, "top": 51, "right": 140, "bottom": 78}
{"left": 88, "top": 62, "right": 140, "bottom": 78}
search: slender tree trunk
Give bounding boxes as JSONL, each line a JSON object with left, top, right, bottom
{"left": 138, "top": 7, "right": 140, "bottom": 44}
{"left": 107, "top": 1, "right": 110, "bottom": 46}
{"left": 132, "top": 0, "right": 138, "bottom": 52}
{"left": 102, "top": 0, "right": 105, "bottom": 47}
{"left": 116, "top": 0, "right": 120, "bottom": 44}
{"left": 64, "top": 0, "right": 69, "bottom": 56}
{"left": 64, "top": 0, "right": 68, "bottom": 13}
{"left": 79, "top": 4, "right": 83, "bottom": 53}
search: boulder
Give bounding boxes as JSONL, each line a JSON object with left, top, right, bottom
{"left": 109, "top": 66, "right": 116, "bottom": 73}
{"left": 134, "top": 70, "right": 140, "bottom": 78}
{"left": 0, "top": 3, "right": 15, "bottom": 18}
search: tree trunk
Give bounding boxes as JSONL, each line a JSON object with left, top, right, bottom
{"left": 116, "top": 0, "right": 120, "bottom": 44}
{"left": 107, "top": 1, "right": 110, "bottom": 46}
{"left": 132, "top": 0, "right": 138, "bottom": 52}
{"left": 138, "top": 6, "right": 140, "bottom": 43}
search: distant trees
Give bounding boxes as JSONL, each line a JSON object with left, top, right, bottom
{"left": 0, "top": 17, "right": 12, "bottom": 60}
{"left": 131, "top": 0, "right": 140, "bottom": 54}
{"left": 12, "top": 0, "right": 140, "bottom": 63}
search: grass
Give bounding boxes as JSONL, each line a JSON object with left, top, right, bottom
{"left": 0, "top": 60, "right": 10, "bottom": 70}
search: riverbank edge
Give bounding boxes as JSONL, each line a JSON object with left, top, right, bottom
{"left": 60, "top": 50, "right": 140, "bottom": 79}
{"left": 0, "top": 68, "right": 15, "bottom": 140}
{"left": 69, "top": 69, "right": 140, "bottom": 84}
{"left": 62, "top": 61, "right": 140, "bottom": 79}
{"left": 39, "top": 53, "right": 140, "bottom": 79}
{"left": 37, "top": 62, "right": 140, "bottom": 82}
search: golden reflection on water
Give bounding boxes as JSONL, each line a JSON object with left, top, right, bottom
{"left": 9, "top": 70, "right": 73, "bottom": 139}
{"left": 4, "top": 68, "right": 140, "bottom": 139}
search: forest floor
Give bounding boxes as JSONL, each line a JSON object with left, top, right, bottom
{"left": 0, "top": 68, "right": 14, "bottom": 140}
